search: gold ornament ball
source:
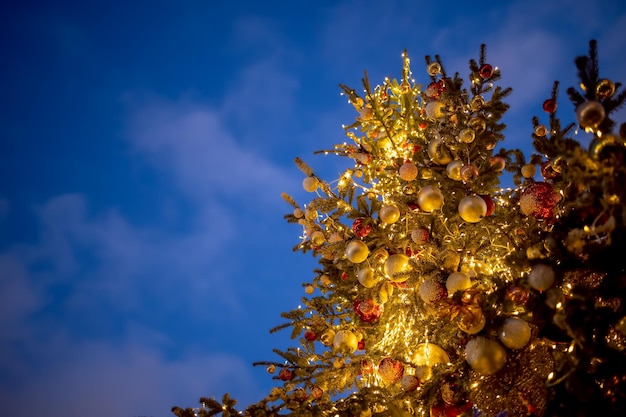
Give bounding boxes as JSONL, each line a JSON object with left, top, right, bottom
{"left": 469, "top": 117, "right": 486, "bottom": 132}
{"left": 346, "top": 240, "right": 369, "bottom": 263}
{"left": 417, "top": 185, "right": 444, "bottom": 212}
{"left": 459, "top": 307, "right": 486, "bottom": 334}
{"left": 384, "top": 253, "right": 411, "bottom": 282}
{"left": 425, "top": 100, "right": 446, "bottom": 119}
{"left": 427, "top": 139, "right": 452, "bottom": 165}
{"left": 319, "top": 274, "right": 332, "bottom": 286}
{"left": 446, "top": 271, "right": 472, "bottom": 294}
{"left": 470, "top": 95, "right": 485, "bottom": 111}
{"left": 371, "top": 247, "right": 389, "bottom": 264}
{"left": 446, "top": 160, "right": 463, "bottom": 180}
{"left": 596, "top": 78, "right": 616, "bottom": 99}
{"left": 377, "top": 280, "right": 394, "bottom": 304}
{"left": 498, "top": 317, "right": 532, "bottom": 349}
{"left": 379, "top": 204, "right": 401, "bottom": 224}
{"left": 534, "top": 124, "right": 548, "bottom": 137}
{"left": 576, "top": 100, "right": 606, "bottom": 129}
{"left": 304, "top": 284, "right": 314, "bottom": 294}
{"left": 320, "top": 329, "right": 335, "bottom": 346}
{"left": 402, "top": 183, "right": 416, "bottom": 195}
{"left": 441, "top": 250, "right": 461, "bottom": 270}
{"left": 521, "top": 163, "right": 536, "bottom": 178}
{"left": 357, "top": 266, "right": 380, "bottom": 288}
{"left": 333, "top": 357, "right": 344, "bottom": 368}
{"left": 458, "top": 128, "right": 476, "bottom": 143}
{"left": 333, "top": 330, "right": 359, "bottom": 353}
{"left": 310, "top": 230, "right": 325, "bottom": 246}
{"left": 413, "top": 343, "right": 450, "bottom": 368}
{"left": 528, "top": 263, "right": 555, "bottom": 292}
{"left": 352, "top": 97, "right": 364, "bottom": 108}
{"left": 458, "top": 195, "right": 487, "bottom": 223}
{"left": 588, "top": 134, "right": 624, "bottom": 159}
{"left": 465, "top": 336, "right": 507, "bottom": 375}
{"left": 293, "top": 208, "right": 304, "bottom": 218}
{"left": 304, "top": 208, "right": 318, "bottom": 221}
{"left": 399, "top": 162, "right": 418, "bottom": 181}
{"left": 359, "top": 106, "right": 374, "bottom": 121}
{"left": 427, "top": 62, "right": 442, "bottom": 76}
{"left": 302, "top": 176, "right": 319, "bottom": 192}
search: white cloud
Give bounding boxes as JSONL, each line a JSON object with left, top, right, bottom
{"left": 0, "top": 189, "right": 272, "bottom": 416}
{"left": 127, "top": 97, "right": 296, "bottom": 207}
{"left": 0, "top": 339, "right": 262, "bottom": 417}
{"left": 0, "top": 26, "right": 306, "bottom": 414}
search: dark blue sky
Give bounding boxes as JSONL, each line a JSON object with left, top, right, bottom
{"left": 1, "top": 1, "right": 626, "bottom": 416}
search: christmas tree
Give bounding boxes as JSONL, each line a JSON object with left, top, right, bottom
{"left": 172, "top": 41, "right": 626, "bottom": 417}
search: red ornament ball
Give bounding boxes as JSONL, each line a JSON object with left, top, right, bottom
{"left": 479, "top": 63, "right": 494, "bottom": 79}
{"left": 355, "top": 298, "right": 375, "bottom": 315}
{"left": 419, "top": 279, "right": 448, "bottom": 304}
{"left": 480, "top": 195, "right": 495, "bottom": 216}
{"left": 354, "top": 298, "right": 383, "bottom": 323}
{"left": 425, "top": 80, "right": 445, "bottom": 99}
{"left": 431, "top": 401, "right": 473, "bottom": 417}
{"left": 304, "top": 329, "right": 317, "bottom": 341}
{"left": 352, "top": 218, "right": 372, "bottom": 238}
{"left": 489, "top": 156, "right": 506, "bottom": 171}
{"left": 291, "top": 387, "right": 307, "bottom": 402}
{"left": 505, "top": 285, "right": 530, "bottom": 305}
{"left": 540, "top": 161, "right": 559, "bottom": 179}
{"left": 278, "top": 368, "right": 293, "bottom": 381}
{"left": 310, "top": 385, "right": 323, "bottom": 400}
{"left": 542, "top": 98, "right": 558, "bottom": 113}
{"left": 519, "top": 182, "right": 561, "bottom": 220}
{"left": 411, "top": 227, "right": 430, "bottom": 244}
{"left": 361, "top": 359, "right": 374, "bottom": 375}
{"left": 378, "top": 357, "right": 404, "bottom": 385}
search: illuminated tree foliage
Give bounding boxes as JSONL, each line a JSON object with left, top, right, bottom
{"left": 173, "top": 41, "right": 626, "bottom": 417}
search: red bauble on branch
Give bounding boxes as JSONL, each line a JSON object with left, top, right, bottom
{"left": 542, "top": 98, "right": 557, "bottom": 113}
{"left": 352, "top": 218, "right": 372, "bottom": 237}
{"left": 519, "top": 182, "right": 561, "bottom": 221}
{"left": 479, "top": 63, "right": 494, "bottom": 79}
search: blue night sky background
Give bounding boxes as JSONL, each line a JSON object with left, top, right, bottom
{"left": 1, "top": 1, "right": 626, "bottom": 416}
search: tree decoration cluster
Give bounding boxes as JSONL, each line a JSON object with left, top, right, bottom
{"left": 173, "top": 41, "right": 626, "bottom": 417}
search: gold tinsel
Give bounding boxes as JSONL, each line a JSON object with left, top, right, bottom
{"left": 561, "top": 268, "right": 606, "bottom": 295}
{"left": 469, "top": 342, "right": 553, "bottom": 415}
